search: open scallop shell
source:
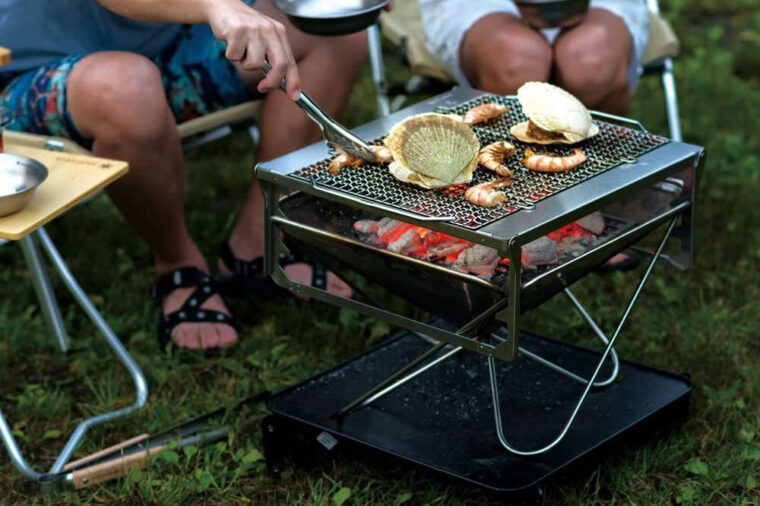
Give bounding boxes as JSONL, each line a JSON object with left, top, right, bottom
{"left": 512, "top": 82, "right": 598, "bottom": 144}
{"left": 510, "top": 120, "right": 599, "bottom": 145}
{"left": 385, "top": 113, "right": 480, "bottom": 185}
{"left": 389, "top": 160, "right": 473, "bottom": 189}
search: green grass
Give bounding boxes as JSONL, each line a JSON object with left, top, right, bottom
{"left": 3, "top": 1, "right": 760, "bottom": 504}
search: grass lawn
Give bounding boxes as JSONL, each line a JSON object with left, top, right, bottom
{"left": 2, "top": 1, "right": 760, "bottom": 504}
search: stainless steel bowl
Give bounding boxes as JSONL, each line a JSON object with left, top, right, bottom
{"left": 273, "top": 0, "right": 390, "bottom": 36}
{"left": 0, "top": 153, "right": 48, "bottom": 217}
{"left": 514, "top": 0, "right": 589, "bottom": 29}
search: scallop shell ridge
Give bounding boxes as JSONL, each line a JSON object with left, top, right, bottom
{"left": 385, "top": 113, "right": 480, "bottom": 184}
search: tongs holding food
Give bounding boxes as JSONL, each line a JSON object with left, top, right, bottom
{"left": 262, "top": 60, "right": 378, "bottom": 163}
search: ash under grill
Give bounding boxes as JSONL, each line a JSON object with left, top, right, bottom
{"left": 290, "top": 95, "right": 668, "bottom": 230}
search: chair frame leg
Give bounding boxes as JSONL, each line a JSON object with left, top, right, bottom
{"left": 661, "top": 57, "right": 682, "bottom": 142}
{"left": 0, "top": 227, "right": 148, "bottom": 480}
{"left": 368, "top": 24, "right": 391, "bottom": 117}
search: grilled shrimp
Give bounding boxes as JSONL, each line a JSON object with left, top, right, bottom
{"left": 477, "top": 140, "right": 516, "bottom": 177}
{"left": 369, "top": 144, "right": 393, "bottom": 163}
{"left": 522, "top": 148, "right": 587, "bottom": 173}
{"left": 464, "top": 177, "right": 512, "bottom": 208}
{"left": 463, "top": 102, "right": 509, "bottom": 126}
{"left": 328, "top": 147, "right": 362, "bottom": 176}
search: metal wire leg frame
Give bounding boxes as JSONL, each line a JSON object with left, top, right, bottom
{"left": 488, "top": 217, "right": 678, "bottom": 456}
{"left": 0, "top": 227, "right": 148, "bottom": 480}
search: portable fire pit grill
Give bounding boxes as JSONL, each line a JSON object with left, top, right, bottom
{"left": 256, "top": 86, "right": 704, "bottom": 497}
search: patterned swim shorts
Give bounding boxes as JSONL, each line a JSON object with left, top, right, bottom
{"left": 0, "top": 23, "right": 254, "bottom": 148}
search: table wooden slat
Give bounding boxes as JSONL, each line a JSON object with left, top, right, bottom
{"left": 0, "top": 143, "right": 128, "bottom": 240}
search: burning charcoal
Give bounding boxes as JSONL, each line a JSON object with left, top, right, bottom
{"left": 452, "top": 245, "right": 499, "bottom": 277}
{"left": 354, "top": 219, "right": 379, "bottom": 234}
{"left": 522, "top": 236, "right": 558, "bottom": 268}
{"left": 556, "top": 235, "right": 588, "bottom": 258}
{"left": 575, "top": 212, "right": 605, "bottom": 235}
{"left": 427, "top": 241, "right": 469, "bottom": 260}
{"left": 377, "top": 217, "right": 403, "bottom": 239}
{"left": 387, "top": 228, "right": 423, "bottom": 255}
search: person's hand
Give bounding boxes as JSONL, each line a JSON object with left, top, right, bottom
{"left": 205, "top": 0, "right": 301, "bottom": 100}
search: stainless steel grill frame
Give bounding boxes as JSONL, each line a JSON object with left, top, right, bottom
{"left": 291, "top": 94, "right": 669, "bottom": 230}
{"left": 256, "top": 86, "right": 704, "bottom": 456}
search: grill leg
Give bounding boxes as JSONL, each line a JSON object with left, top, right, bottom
{"left": 488, "top": 217, "right": 678, "bottom": 456}
{"left": 332, "top": 299, "right": 507, "bottom": 419}
{"left": 510, "top": 288, "right": 621, "bottom": 388}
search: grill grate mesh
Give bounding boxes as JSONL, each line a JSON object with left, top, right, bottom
{"left": 290, "top": 95, "right": 668, "bottom": 230}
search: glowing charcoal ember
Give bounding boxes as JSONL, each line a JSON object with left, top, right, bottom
{"left": 387, "top": 228, "right": 423, "bottom": 255}
{"left": 426, "top": 241, "right": 469, "bottom": 260}
{"left": 354, "top": 219, "right": 379, "bottom": 234}
{"left": 522, "top": 236, "right": 558, "bottom": 268}
{"left": 452, "top": 245, "right": 500, "bottom": 276}
{"left": 575, "top": 212, "right": 606, "bottom": 235}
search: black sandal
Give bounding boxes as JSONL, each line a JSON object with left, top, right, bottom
{"left": 151, "top": 266, "right": 235, "bottom": 354}
{"left": 216, "top": 242, "right": 328, "bottom": 295}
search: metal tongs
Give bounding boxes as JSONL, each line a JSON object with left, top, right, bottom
{"left": 263, "top": 60, "right": 378, "bottom": 163}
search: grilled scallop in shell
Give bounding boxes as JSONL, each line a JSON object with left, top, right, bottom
{"left": 510, "top": 82, "right": 599, "bottom": 145}
{"left": 385, "top": 113, "right": 480, "bottom": 188}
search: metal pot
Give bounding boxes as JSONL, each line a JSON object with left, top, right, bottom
{"left": 514, "top": 0, "right": 590, "bottom": 29}
{"left": 0, "top": 153, "right": 48, "bottom": 217}
{"left": 272, "top": 0, "right": 390, "bottom": 36}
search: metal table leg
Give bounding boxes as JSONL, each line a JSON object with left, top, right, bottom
{"left": 18, "top": 235, "right": 68, "bottom": 352}
{"left": 0, "top": 227, "right": 149, "bottom": 480}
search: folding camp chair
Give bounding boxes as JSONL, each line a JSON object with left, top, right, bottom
{"left": 373, "top": 0, "right": 682, "bottom": 141}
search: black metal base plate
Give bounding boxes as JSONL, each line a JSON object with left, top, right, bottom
{"left": 266, "top": 329, "right": 691, "bottom": 494}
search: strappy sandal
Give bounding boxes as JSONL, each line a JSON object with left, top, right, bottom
{"left": 151, "top": 266, "right": 235, "bottom": 355}
{"left": 215, "top": 242, "right": 328, "bottom": 295}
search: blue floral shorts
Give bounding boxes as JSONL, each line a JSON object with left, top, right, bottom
{"left": 0, "top": 23, "right": 254, "bottom": 148}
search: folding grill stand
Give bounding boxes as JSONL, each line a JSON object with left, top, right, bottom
{"left": 263, "top": 217, "right": 691, "bottom": 499}
{"left": 0, "top": 228, "right": 148, "bottom": 482}
{"left": 268, "top": 213, "right": 677, "bottom": 455}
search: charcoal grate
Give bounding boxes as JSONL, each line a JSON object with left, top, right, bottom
{"left": 290, "top": 96, "right": 668, "bottom": 230}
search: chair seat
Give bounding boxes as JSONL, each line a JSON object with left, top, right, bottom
{"left": 380, "top": 1, "right": 680, "bottom": 83}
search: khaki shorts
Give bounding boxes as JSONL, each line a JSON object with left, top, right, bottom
{"left": 418, "top": 0, "right": 650, "bottom": 91}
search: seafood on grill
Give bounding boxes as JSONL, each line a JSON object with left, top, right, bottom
{"left": 369, "top": 144, "right": 393, "bottom": 163}
{"left": 477, "top": 140, "right": 516, "bottom": 177}
{"left": 510, "top": 82, "right": 599, "bottom": 145}
{"left": 327, "top": 144, "right": 393, "bottom": 176}
{"left": 328, "top": 147, "right": 362, "bottom": 176}
{"left": 385, "top": 113, "right": 480, "bottom": 189}
{"left": 463, "top": 102, "right": 509, "bottom": 126}
{"left": 522, "top": 148, "right": 587, "bottom": 173}
{"left": 464, "top": 176, "right": 512, "bottom": 208}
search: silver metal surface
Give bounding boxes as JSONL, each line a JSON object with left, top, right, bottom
{"left": 514, "top": 0, "right": 590, "bottom": 29}
{"left": 263, "top": 60, "right": 377, "bottom": 162}
{"left": 35, "top": 228, "right": 148, "bottom": 473}
{"left": 0, "top": 228, "right": 149, "bottom": 480}
{"left": 273, "top": 0, "right": 388, "bottom": 18}
{"left": 256, "top": 87, "right": 703, "bottom": 249}
{"left": 489, "top": 217, "right": 677, "bottom": 455}
{"left": 288, "top": 94, "right": 668, "bottom": 230}
{"left": 0, "top": 153, "right": 48, "bottom": 217}
{"left": 19, "top": 235, "right": 69, "bottom": 352}
{"left": 368, "top": 24, "right": 391, "bottom": 117}
{"left": 661, "top": 58, "right": 683, "bottom": 142}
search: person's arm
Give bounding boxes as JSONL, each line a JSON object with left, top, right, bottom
{"left": 95, "top": 0, "right": 301, "bottom": 99}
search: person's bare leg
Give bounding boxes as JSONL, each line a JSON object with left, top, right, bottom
{"left": 67, "top": 52, "right": 237, "bottom": 350}
{"left": 460, "top": 13, "right": 553, "bottom": 94}
{"left": 553, "top": 8, "right": 632, "bottom": 114}
{"left": 222, "top": 0, "right": 368, "bottom": 297}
